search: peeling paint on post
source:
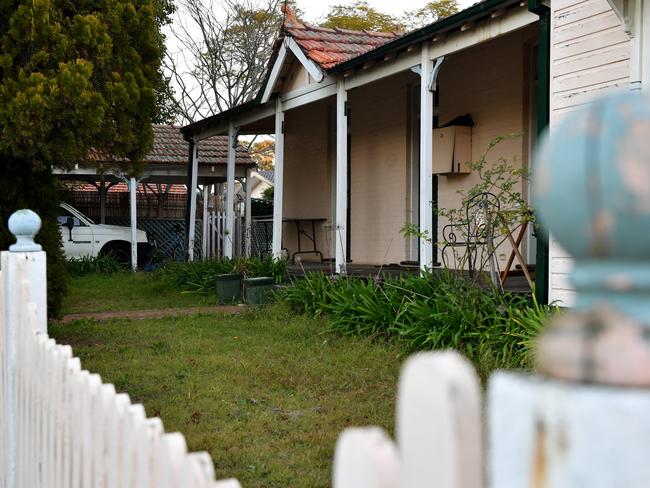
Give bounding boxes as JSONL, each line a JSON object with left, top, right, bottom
{"left": 534, "top": 91, "right": 650, "bottom": 385}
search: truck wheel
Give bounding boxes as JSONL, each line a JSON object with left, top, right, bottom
{"left": 99, "top": 242, "right": 131, "bottom": 265}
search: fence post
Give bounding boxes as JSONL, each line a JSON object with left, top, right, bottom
{"left": 3, "top": 209, "right": 47, "bottom": 488}
{"left": 490, "top": 91, "right": 650, "bottom": 487}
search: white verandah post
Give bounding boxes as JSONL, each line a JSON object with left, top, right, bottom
{"left": 187, "top": 143, "right": 199, "bottom": 261}
{"left": 245, "top": 167, "right": 252, "bottom": 257}
{"left": 99, "top": 177, "right": 107, "bottom": 224}
{"left": 201, "top": 185, "right": 209, "bottom": 259}
{"left": 419, "top": 44, "right": 435, "bottom": 271}
{"left": 211, "top": 184, "right": 217, "bottom": 258}
{"left": 225, "top": 124, "right": 237, "bottom": 259}
{"left": 272, "top": 98, "right": 285, "bottom": 258}
{"left": 129, "top": 177, "right": 138, "bottom": 272}
{"left": 335, "top": 80, "right": 349, "bottom": 274}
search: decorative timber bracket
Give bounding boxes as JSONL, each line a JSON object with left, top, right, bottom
{"left": 607, "top": 0, "right": 637, "bottom": 36}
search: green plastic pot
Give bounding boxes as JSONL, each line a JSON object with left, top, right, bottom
{"left": 244, "top": 277, "right": 275, "bottom": 306}
{"left": 215, "top": 273, "right": 242, "bottom": 304}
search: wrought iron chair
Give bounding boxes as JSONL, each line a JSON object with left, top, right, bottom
{"left": 440, "top": 192, "right": 501, "bottom": 283}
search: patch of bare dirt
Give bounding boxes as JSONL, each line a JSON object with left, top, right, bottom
{"left": 56, "top": 305, "right": 244, "bottom": 324}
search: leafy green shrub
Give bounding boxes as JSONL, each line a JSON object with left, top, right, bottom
{"left": 234, "top": 256, "right": 287, "bottom": 283}
{"left": 280, "top": 272, "right": 338, "bottom": 316}
{"left": 1, "top": 165, "right": 68, "bottom": 318}
{"left": 158, "top": 256, "right": 288, "bottom": 294}
{"left": 280, "top": 271, "right": 557, "bottom": 376}
{"left": 157, "top": 259, "right": 235, "bottom": 294}
{"left": 504, "top": 294, "right": 559, "bottom": 368}
{"left": 66, "top": 255, "right": 128, "bottom": 277}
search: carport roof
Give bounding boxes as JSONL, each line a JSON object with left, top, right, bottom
{"left": 89, "top": 125, "right": 254, "bottom": 167}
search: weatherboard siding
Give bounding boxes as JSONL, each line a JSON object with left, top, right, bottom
{"left": 548, "top": 0, "right": 631, "bottom": 306}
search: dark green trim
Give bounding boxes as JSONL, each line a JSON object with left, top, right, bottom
{"left": 528, "top": 0, "right": 550, "bottom": 304}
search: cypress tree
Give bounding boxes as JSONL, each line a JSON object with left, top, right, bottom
{"left": 0, "top": 0, "right": 168, "bottom": 317}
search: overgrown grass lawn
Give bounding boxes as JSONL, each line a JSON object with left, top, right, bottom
{"left": 52, "top": 277, "right": 401, "bottom": 486}
{"left": 63, "top": 272, "right": 215, "bottom": 314}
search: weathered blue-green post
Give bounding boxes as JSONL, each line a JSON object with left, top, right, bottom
{"left": 534, "top": 91, "right": 650, "bottom": 385}
{"left": 489, "top": 91, "right": 650, "bottom": 487}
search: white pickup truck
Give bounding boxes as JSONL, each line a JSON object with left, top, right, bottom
{"left": 58, "top": 202, "right": 149, "bottom": 263}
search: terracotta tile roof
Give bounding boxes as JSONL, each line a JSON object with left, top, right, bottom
{"left": 149, "top": 125, "right": 254, "bottom": 166}
{"left": 90, "top": 125, "right": 254, "bottom": 167}
{"left": 282, "top": 6, "right": 402, "bottom": 70}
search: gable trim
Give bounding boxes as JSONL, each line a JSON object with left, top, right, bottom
{"left": 286, "top": 37, "right": 325, "bottom": 83}
{"left": 261, "top": 42, "right": 288, "bottom": 104}
{"left": 260, "top": 37, "right": 325, "bottom": 104}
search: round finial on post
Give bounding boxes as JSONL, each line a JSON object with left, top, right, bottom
{"left": 533, "top": 91, "right": 650, "bottom": 386}
{"left": 8, "top": 209, "right": 43, "bottom": 252}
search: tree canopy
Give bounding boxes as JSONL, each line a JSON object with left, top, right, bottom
{"left": 0, "top": 0, "right": 168, "bottom": 317}
{"left": 318, "top": 0, "right": 459, "bottom": 32}
{"left": 403, "top": 0, "right": 460, "bottom": 31}
{"left": 0, "top": 0, "right": 167, "bottom": 170}
{"left": 166, "top": 0, "right": 290, "bottom": 122}
{"left": 320, "top": 1, "right": 402, "bottom": 32}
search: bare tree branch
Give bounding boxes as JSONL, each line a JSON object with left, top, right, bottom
{"left": 165, "top": 0, "right": 284, "bottom": 124}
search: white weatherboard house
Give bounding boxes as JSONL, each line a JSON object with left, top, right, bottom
{"left": 182, "top": 3, "right": 545, "bottom": 282}
{"left": 180, "top": 0, "right": 650, "bottom": 303}
{"left": 548, "top": 0, "right": 650, "bottom": 305}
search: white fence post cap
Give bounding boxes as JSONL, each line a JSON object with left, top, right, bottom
{"left": 8, "top": 209, "right": 42, "bottom": 252}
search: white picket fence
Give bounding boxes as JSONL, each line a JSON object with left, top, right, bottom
{"left": 202, "top": 209, "right": 245, "bottom": 260}
{"left": 0, "top": 210, "right": 241, "bottom": 488}
{"left": 4, "top": 211, "right": 635, "bottom": 488}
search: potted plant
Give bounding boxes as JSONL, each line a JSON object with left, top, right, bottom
{"left": 215, "top": 258, "right": 241, "bottom": 304}
{"left": 242, "top": 257, "right": 287, "bottom": 306}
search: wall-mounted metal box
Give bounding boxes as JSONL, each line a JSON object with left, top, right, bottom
{"left": 432, "top": 126, "right": 472, "bottom": 175}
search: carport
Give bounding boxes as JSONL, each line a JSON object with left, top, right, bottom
{"left": 54, "top": 125, "right": 255, "bottom": 270}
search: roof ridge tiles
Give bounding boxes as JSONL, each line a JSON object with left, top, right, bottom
{"left": 289, "top": 23, "right": 337, "bottom": 34}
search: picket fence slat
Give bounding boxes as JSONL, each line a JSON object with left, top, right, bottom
{"left": 1, "top": 238, "right": 238, "bottom": 487}
{"left": 397, "top": 352, "right": 483, "bottom": 488}
{"left": 332, "top": 351, "right": 483, "bottom": 488}
{"left": 333, "top": 427, "right": 399, "bottom": 488}
{"left": 213, "top": 479, "right": 243, "bottom": 488}
{"left": 0, "top": 260, "right": 5, "bottom": 488}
